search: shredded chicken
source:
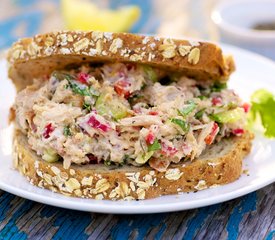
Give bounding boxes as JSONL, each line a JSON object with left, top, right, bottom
{"left": 13, "top": 63, "right": 247, "bottom": 171}
{"left": 119, "top": 115, "right": 162, "bottom": 126}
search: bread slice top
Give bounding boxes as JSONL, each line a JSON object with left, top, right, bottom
{"left": 14, "top": 129, "right": 253, "bottom": 200}
{"left": 7, "top": 30, "right": 235, "bottom": 91}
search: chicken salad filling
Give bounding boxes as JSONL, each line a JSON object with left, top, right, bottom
{"left": 13, "top": 63, "right": 249, "bottom": 171}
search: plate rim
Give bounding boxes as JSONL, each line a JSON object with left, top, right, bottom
{"left": 0, "top": 168, "right": 274, "bottom": 214}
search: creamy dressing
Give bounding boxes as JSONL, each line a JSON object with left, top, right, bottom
{"left": 13, "top": 63, "right": 248, "bottom": 171}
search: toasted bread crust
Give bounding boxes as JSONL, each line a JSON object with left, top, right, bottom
{"left": 13, "top": 130, "right": 253, "bottom": 200}
{"left": 7, "top": 31, "right": 235, "bottom": 91}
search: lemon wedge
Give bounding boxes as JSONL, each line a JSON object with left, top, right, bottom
{"left": 61, "top": 0, "right": 141, "bottom": 32}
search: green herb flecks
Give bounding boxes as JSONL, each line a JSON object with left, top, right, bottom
{"left": 119, "top": 157, "right": 127, "bottom": 166}
{"left": 52, "top": 72, "right": 74, "bottom": 81}
{"left": 147, "top": 139, "right": 162, "bottom": 152}
{"left": 68, "top": 80, "right": 99, "bottom": 97}
{"left": 104, "top": 160, "right": 112, "bottom": 166}
{"left": 52, "top": 71, "right": 99, "bottom": 97}
{"left": 197, "top": 95, "right": 207, "bottom": 100}
{"left": 128, "top": 94, "right": 143, "bottom": 105}
{"left": 209, "top": 114, "right": 220, "bottom": 122}
{"left": 171, "top": 118, "right": 190, "bottom": 132}
{"left": 123, "top": 154, "right": 131, "bottom": 161}
{"left": 83, "top": 102, "right": 92, "bottom": 112}
{"left": 211, "top": 82, "right": 227, "bottom": 92}
{"left": 194, "top": 108, "right": 206, "bottom": 119}
{"left": 178, "top": 100, "right": 197, "bottom": 117}
{"left": 63, "top": 125, "right": 72, "bottom": 136}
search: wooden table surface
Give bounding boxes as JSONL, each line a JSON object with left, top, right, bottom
{"left": 0, "top": 184, "right": 275, "bottom": 239}
{"left": 0, "top": 1, "right": 275, "bottom": 239}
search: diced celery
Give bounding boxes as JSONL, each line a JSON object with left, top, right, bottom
{"left": 95, "top": 93, "right": 129, "bottom": 120}
{"left": 143, "top": 65, "right": 158, "bottom": 82}
{"left": 42, "top": 148, "right": 59, "bottom": 163}
{"left": 135, "top": 151, "right": 154, "bottom": 164}
{"left": 211, "top": 108, "right": 244, "bottom": 123}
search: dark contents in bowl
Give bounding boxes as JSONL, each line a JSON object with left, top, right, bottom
{"left": 252, "top": 21, "right": 275, "bottom": 31}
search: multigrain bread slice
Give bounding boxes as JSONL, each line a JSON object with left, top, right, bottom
{"left": 7, "top": 30, "right": 235, "bottom": 91}
{"left": 13, "top": 130, "right": 253, "bottom": 200}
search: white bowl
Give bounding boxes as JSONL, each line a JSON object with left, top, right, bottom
{"left": 212, "top": 0, "right": 275, "bottom": 60}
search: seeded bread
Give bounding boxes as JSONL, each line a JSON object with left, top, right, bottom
{"left": 7, "top": 30, "right": 235, "bottom": 91}
{"left": 13, "top": 130, "right": 253, "bottom": 200}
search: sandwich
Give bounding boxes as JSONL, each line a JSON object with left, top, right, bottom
{"left": 8, "top": 31, "right": 253, "bottom": 200}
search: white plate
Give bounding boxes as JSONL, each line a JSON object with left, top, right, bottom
{"left": 1, "top": 45, "right": 275, "bottom": 214}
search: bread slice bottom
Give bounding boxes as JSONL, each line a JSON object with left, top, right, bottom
{"left": 13, "top": 130, "right": 253, "bottom": 200}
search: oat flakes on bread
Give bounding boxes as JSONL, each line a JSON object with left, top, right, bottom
{"left": 8, "top": 30, "right": 252, "bottom": 200}
{"left": 14, "top": 130, "right": 253, "bottom": 200}
{"left": 8, "top": 30, "right": 234, "bottom": 91}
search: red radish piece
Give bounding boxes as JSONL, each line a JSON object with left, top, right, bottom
{"left": 43, "top": 123, "right": 55, "bottom": 139}
{"left": 114, "top": 80, "right": 131, "bottom": 98}
{"left": 77, "top": 73, "right": 90, "bottom": 84}
{"left": 205, "top": 122, "right": 219, "bottom": 145}
{"left": 161, "top": 142, "right": 178, "bottom": 156}
{"left": 145, "top": 132, "right": 155, "bottom": 145}
{"left": 232, "top": 128, "right": 245, "bottom": 136}
{"left": 212, "top": 97, "right": 223, "bottom": 106}
{"left": 87, "top": 115, "right": 110, "bottom": 132}
{"left": 148, "top": 111, "right": 158, "bottom": 116}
